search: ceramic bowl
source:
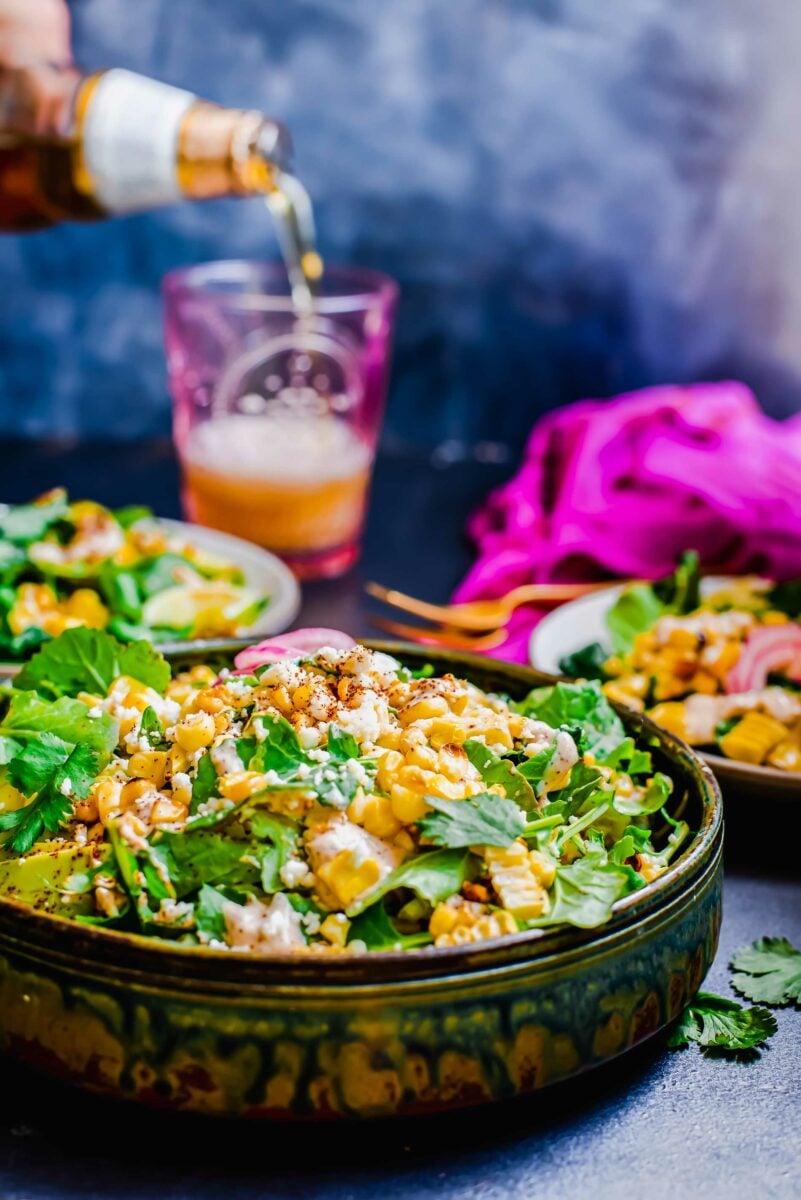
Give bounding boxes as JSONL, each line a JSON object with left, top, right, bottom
{"left": 0, "top": 644, "right": 722, "bottom": 1119}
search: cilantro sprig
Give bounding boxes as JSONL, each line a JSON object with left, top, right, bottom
{"left": 668, "top": 993, "right": 777, "bottom": 1054}
{"left": 731, "top": 937, "right": 801, "bottom": 1006}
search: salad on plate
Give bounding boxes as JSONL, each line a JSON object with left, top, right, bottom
{"left": 0, "top": 626, "right": 689, "bottom": 955}
{"left": 561, "top": 552, "right": 801, "bottom": 772}
{"left": 0, "top": 489, "right": 269, "bottom": 658}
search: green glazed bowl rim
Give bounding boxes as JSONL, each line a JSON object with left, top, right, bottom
{"left": 0, "top": 641, "right": 722, "bottom": 987}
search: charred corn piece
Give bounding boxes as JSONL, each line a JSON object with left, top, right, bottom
{"left": 719, "top": 711, "right": 789, "bottom": 765}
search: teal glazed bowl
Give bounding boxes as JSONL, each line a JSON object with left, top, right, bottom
{"left": 0, "top": 644, "right": 722, "bottom": 1118}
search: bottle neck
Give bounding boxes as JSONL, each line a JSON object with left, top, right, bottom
{"left": 73, "top": 68, "right": 291, "bottom": 214}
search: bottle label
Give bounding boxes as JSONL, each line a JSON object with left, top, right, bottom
{"left": 81, "top": 69, "right": 196, "bottom": 213}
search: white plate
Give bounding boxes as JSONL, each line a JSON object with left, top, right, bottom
{"left": 148, "top": 518, "right": 300, "bottom": 640}
{"left": 530, "top": 576, "right": 801, "bottom": 799}
{"left": 0, "top": 515, "right": 300, "bottom": 672}
{"left": 529, "top": 576, "right": 733, "bottom": 675}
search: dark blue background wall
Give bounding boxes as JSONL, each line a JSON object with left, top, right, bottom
{"left": 1, "top": 0, "right": 800, "bottom": 446}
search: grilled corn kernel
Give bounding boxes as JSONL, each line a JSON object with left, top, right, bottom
{"left": 127, "top": 750, "right": 168, "bottom": 788}
{"left": 400, "top": 696, "right": 450, "bottom": 726}
{"left": 484, "top": 843, "right": 553, "bottom": 920}
{"left": 347, "top": 793, "right": 402, "bottom": 840}
{"left": 317, "top": 852, "right": 382, "bottom": 908}
{"left": 174, "top": 711, "right": 216, "bottom": 752}
{"left": 319, "top": 913, "right": 350, "bottom": 947}
{"left": 719, "top": 711, "right": 789, "bottom": 765}
{"left": 376, "top": 749, "right": 404, "bottom": 792}
{"left": 390, "top": 785, "right": 429, "bottom": 824}
{"left": 218, "top": 770, "right": 266, "bottom": 802}
{"left": 92, "top": 777, "right": 127, "bottom": 825}
{"left": 73, "top": 794, "right": 99, "bottom": 823}
{"left": 64, "top": 588, "right": 108, "bottom": 627}
{"left": 151, "top": 796, "right": 188, "bottom": 825}
{"left": 647, "top": 702, "right": 689, "bottom": 742}
{"left": 405, "top": 743, "right": 439, "bottom": 771}
{"left": 292, "top": 684, "right": 312, "bottom": 710}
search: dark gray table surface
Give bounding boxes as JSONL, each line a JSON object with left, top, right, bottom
{"left": 0, "top": 439, "right": 799, "bottom": 1200}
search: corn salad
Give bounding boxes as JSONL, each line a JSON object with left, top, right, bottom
{"left": 0, "top": 629, "right": 688, "bottom": 955}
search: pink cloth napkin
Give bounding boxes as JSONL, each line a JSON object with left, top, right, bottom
{"left": 454, "top": 382, "right": 801, "bottom": 662}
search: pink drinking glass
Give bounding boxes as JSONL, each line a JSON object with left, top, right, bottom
{"left": 163, "top": 262, "right": 398, "bottom": 579}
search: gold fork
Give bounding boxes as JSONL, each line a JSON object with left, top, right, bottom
{"left": 366, "top": 579, "right": 614, "bottom": 633}
{"left": 369, "top": 615, "right": 509, "bottom": 651}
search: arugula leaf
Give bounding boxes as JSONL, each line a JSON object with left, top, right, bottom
{"left": 194, "top": 883, "right": 232, "bottom": 942}
{"left": 0, "top": 742, "right": 101, "bottom": 853}
{"left": 529, "top": 851, "right": 634, "bottom": 929}
{"left": 190, "top": 751, "right": 219, "bottom": 814}
{"left": 558, "top": 642, "right": 609, "bottom": 681}
{"left": 248, "top": 715, "right": 373, "bottom": 808}
{"left": 463, "top": 740, "right": 536, "bottom": 809}
{"left": 730, "top": 937, "right": 801, "bottom": 1005}
{"left": 0, "top": 691, "right": 117, "bottom": 755}
{"left": 113, "top": 505, "right": 152, "bottom": 530}
{"left": 326, "top": 725, "right": 361, "bottom": 762}
{"left": 151, "top": 830, "right": 260, "bottom": 899}
{"left": 0, "top": 492, "right": 69, "bottom": 545}
{"left": 248, "top": 810, "right": 299, "bottom": 892}
{"left": 15, "top": 628, "right": 170, "bottom": 699}
{"left": 99, "top": 563, "right": 143, "bottom": 622}
{"left": 544, "top": 761, "right": 605, "bottom": 818}
{"left": 347, "top": 901, "right": 433, "bottom": 951}
{"left": 653, "top": 550, "right": 701, "bottom": 614}
{"left": 347, "top": 848, "right": 477, "bottom": 917}
{"left": 602, "top": 737, "right": 653, "bottom": 776}
{"left": 607, "top": 584, "right": 666, "bottom": 655}
{"left": 138, "top": 706, "right": 165, "bottom": 748}
{"left": 766, "top": 581, "right": 801, "bottom": 619}
{"left": 418, "top": 791, "right": 525, "bottom": 849}
{"left": 667, "top": 992, "right": 777, "bottom": 1053}
{"left": 613, "top": 771, "right": 673, "bottom": 817}
{"left": 518, "top": 681, "right": 627, "bottom": 764}
{"left": 608, "top": 824, "right": 652, "bottom": 865}
{"left": 249, "top": 713, "right": 306, "bottom": 775}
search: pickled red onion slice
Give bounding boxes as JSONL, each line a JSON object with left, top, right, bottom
{"left": 726, "top": 624, "right": 801, "bottom": 693}
{"left": 232, "top": 628, "right": 356, "bottom": 673}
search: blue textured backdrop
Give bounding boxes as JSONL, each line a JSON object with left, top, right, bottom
{"left": 1, "top": 0, "right": 801, "bottom": 445}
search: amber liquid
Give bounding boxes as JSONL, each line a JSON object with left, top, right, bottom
{"left": 181, "top": 414, "right": 372, "bottom": 576}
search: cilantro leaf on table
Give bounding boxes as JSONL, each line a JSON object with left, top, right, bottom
{"left": 517, "top": 681, "right": 627, "bottom": 764}
{"left": 346, "top": 848, "right": 477, "bottom": 917}
{"left": 347, "top": 901, "right": 433, "bottom": 951}
{"left": 0, "top": 492, "right": 69, "bottom": 546}
{"left": 0, "top": 741, "right": 102, "bottom": 854}
{"left": 528, "top": 851, "right": 636, "bottom": 930}
{"left": 463, "top": 739, "right": 536, "bottom": 809}
{"left": 730, "top": 937, "right": 801, "bottom": 1006}
{"left": 418, "top": 791, "right": 526, "bottom": 849}
{"left": 667, "top": 992, "right": 777, "bottom": 1053}
{"left": 15, "top": 627, "right": 170, "bottom": 699}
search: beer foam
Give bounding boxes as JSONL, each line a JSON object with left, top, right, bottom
{"left": 184, "top": 413, "right": 372, "bottom": 483}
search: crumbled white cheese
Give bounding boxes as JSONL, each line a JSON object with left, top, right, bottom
{"left": 210, "top": 741, "right": 244, "bottom": 776}
{"left": 279, "top": 858, "right": 313, "bottom": 889}
{"left": 87, "top": 705, "right": 103, "bottom": 719}
{"left": 306, "top": 747, "right": 331, "bottom": 763}
{"left": 297, "top": 726, "right": 322, "bottom": 749}
{"left": 59, "top": 777, "right": 72, "bottom": 796}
